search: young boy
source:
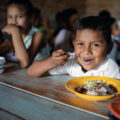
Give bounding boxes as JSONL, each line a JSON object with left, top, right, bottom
{"left": 27, "top": 16, "right": 120, "bottom": 79}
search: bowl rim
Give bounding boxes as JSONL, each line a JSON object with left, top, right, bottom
{"left": 65, "top": 76, "right": 120, "bottom": 101}
{"left": 109, "top": 97, "right": 120, "bottom": 119}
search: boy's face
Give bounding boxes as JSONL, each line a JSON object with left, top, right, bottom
{"left": 7, "top": 4, "right": 29, "bottom": 32}
{"left": 73, "top": 29, "right": 109, "bottom": 71}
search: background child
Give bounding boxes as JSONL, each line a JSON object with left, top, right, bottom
{"left": 53, "top": 8, "right": 78, "bottom": 52}
{"left": 106, "top": 16, "right": 120, "bottom": 61}
{"left": 0, "top": 0, "right": 51, "bottom": 67}
{"left": 1, "top": 24, "right": 29, "bottom": 68}
{"left": 27, "top": 16, "right": 120, "bottom": 79}
{"left": 98, "top": 11, "right": 120, "bottom": 61}
{"left": 32, "top": 7, "right": 52, "bottom": 40}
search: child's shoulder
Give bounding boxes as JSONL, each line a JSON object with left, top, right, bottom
{"left": 105, "top": 58, "right": 120, "bottom": 79}
{"left": 106, "top": 57, "right": 120, "bottom": 69}
{"left": 29, "top": 26, "right": 42, "bottom": 36}
{"left": 95, "top": 57, "right": 119, "bottom": 73}
{"left": 108, "top": 58, "right": 119, "bottom": 65}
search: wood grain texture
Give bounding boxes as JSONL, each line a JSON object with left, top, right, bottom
{"left": 0, "top": 62, "right": 110, "bottom": 119}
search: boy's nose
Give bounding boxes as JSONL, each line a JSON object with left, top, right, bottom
{"left": 84, "top": 46, "right": 92, "bottom": 55}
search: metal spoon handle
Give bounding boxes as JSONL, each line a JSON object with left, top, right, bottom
{"left": 101, "top": 83, "right": 120, "bottom": 99}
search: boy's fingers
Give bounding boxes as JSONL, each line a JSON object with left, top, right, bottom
{"left": 54, "top": 60, "right": 66, "bottom": 66}
{"left": 53, "top": 54, "right": 69, "bottom": 61}
{"left": 52, "top": 49, "right": 66, "bottom": 57}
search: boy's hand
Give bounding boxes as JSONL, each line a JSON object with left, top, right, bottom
{"left": 52, "top": 49, "right": 69, "bottom": 66}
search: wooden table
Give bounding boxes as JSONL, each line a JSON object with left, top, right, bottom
{"left": 0, "top": 63, "right": 111, "bottom": 120}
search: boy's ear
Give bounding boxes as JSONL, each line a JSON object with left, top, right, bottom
{"left": 107, "top": 42, "right": 113, "bottom": 54}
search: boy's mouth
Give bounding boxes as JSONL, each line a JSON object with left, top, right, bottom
{"left": 80, "top": 57, "right": 94, "bottom": 65}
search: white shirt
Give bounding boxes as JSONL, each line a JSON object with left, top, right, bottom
{"left": 49, "top": 54, "right": 120, "bottom": 79}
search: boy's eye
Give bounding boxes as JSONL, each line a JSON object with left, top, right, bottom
{"left": 17, "top": 16, "right": 22, "bottom": 18}
{"left": 92, "top": 43, "right": 100, "bottom": 47}
{"left": 77, "top": 42, "right": 84, "bottom": 46}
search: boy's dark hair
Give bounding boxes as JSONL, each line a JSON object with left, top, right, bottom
{"left": 7, "top": 0, "right": 33, "bottom": 18}
{"left": 74, "top": 16, "right": 112, "bottom": 44}
{"left": 105, "top": 17, "right": 116, "bottom": 27}
{"left": 98, "top": 10, "right": 111, "bottom": 18}
{"left": 98, "top": 10, "right": 116, "bottom": 30}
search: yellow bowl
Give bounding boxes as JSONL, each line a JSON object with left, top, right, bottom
{"left": 65, "top": 76, "right": 120, "bottom": 101}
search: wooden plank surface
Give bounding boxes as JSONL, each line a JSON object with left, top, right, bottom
{"left": 0, "top": 83, "right": 109, "bottom": 120}
{"left": 0, "top": 108, "right": 24, "bottom": 120}
{"left": 0, "top": 63, "right": 110, "bottom": 119}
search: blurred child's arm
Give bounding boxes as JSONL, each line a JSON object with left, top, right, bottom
{"left": 27, "top": 49, "right": 69, "bottom": 77}
{"left": 2, "top": 24, "right": 30, "bottom": 68}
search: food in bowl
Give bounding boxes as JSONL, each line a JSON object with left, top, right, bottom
{"left": 75, "top": 80, "right": 118, "bottom": 96}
